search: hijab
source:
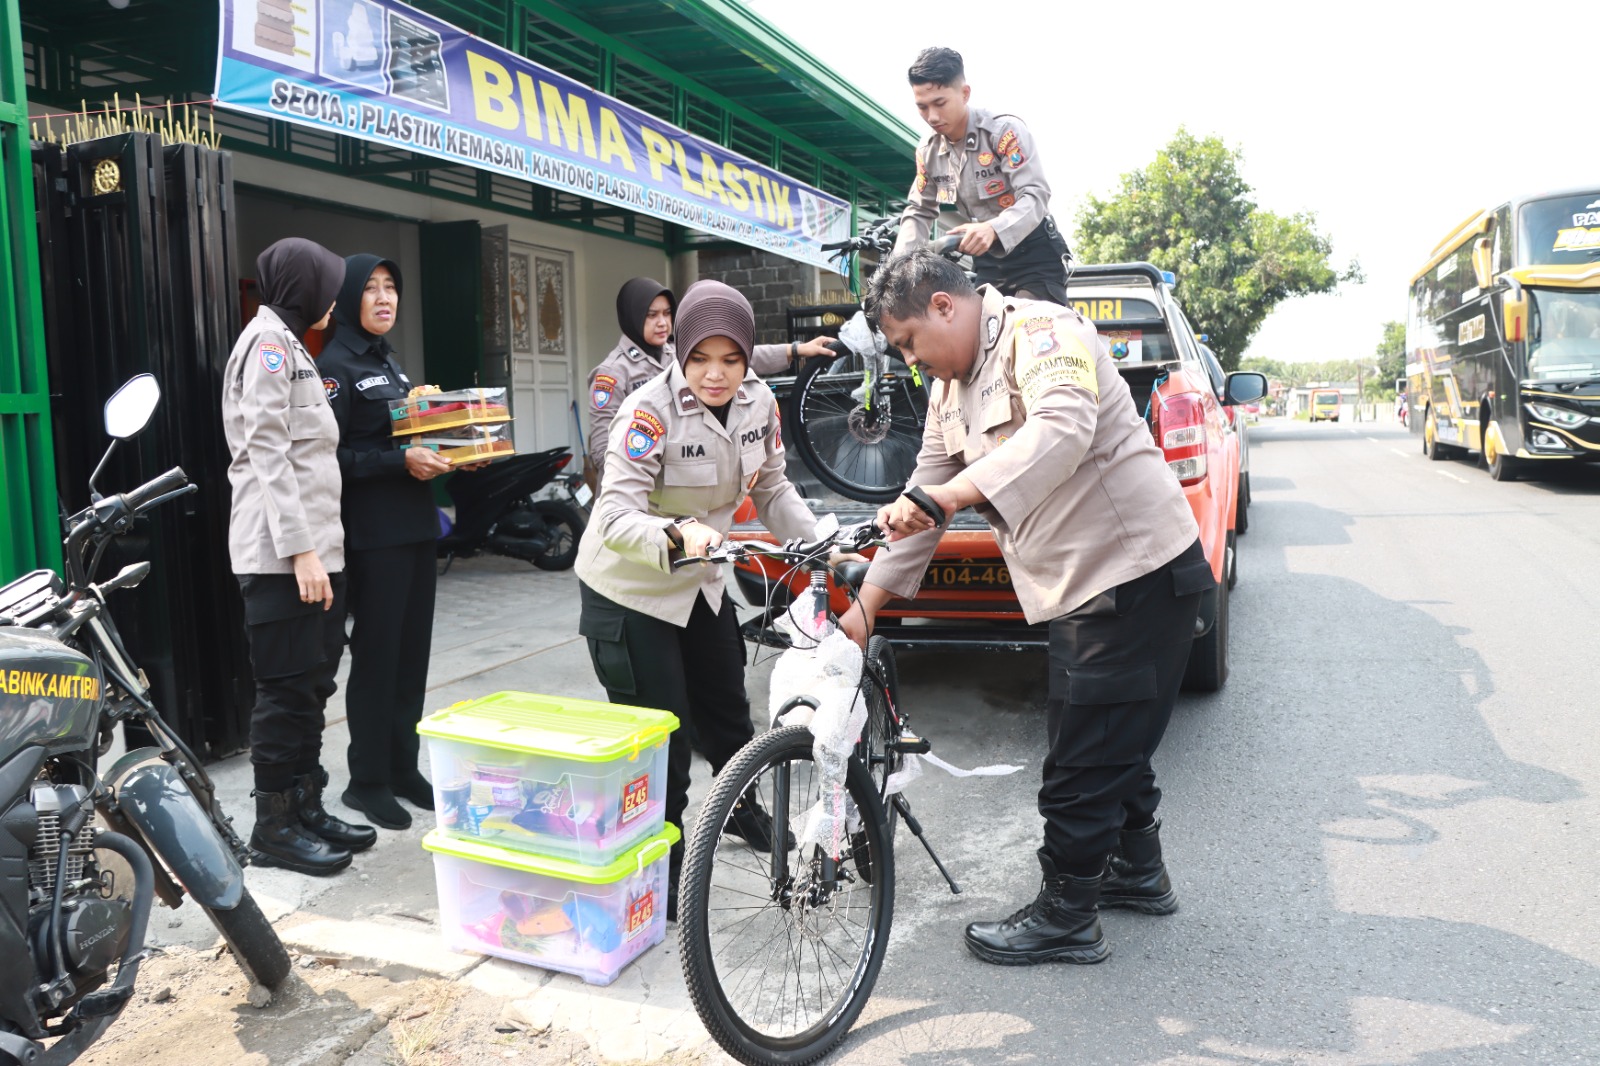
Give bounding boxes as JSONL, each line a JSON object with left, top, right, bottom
{"left": 673, "top": 280, "right": 754, "bottom": 370}
{"left": 255, "top": 237, "right": 345, "bottom": 339}
{"left": 616, "top": 276, "right": 674, "bottom": 359}
{"left": 330, "top": 253, "right": 403, "bottom": 354}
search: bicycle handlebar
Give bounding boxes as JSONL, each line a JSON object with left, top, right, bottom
{"left": 670, "top": 520, "right": 885, "bottom": 571}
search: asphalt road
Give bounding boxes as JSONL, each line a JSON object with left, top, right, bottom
{"left": 817, "top": 417, "right": 1600, "bottom": 1066}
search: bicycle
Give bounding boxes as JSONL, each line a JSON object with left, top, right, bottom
{"left": 788, "top": 221, "right": 964, "bottom": 504}
{"left": 673, "top": 491, "right": 963, "bottom": 1066}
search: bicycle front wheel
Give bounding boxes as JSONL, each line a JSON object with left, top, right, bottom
{"left": 679, "top": 726, "right": 894, "bottom": 1066}
{"left": 788, "top": 354, "right": 928, "bottom": 504}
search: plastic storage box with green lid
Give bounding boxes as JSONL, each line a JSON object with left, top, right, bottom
{"left": 425, "top": 824, "right": 679, "bottom": 986}
{"left": 418, "top": 692, "right": 677, "bottom": 865}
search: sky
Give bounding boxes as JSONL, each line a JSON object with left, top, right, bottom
{"left": 743, "top": 0, "right": 1598, "bottom": 364}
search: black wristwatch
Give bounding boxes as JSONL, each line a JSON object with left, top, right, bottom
{"left": 789, "top": 341, "right": 799, "bottom": 363}
{"left": 664, "top": 515, "right": 697, "bottom": 549}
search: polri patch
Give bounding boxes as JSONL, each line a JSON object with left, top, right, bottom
{"left": 998, "top": 193, "right": 1016, "bottom": 209}
{"left": 258, "top": 342, "right": 286, "bottom": 374}
{"left": 995, "top": 129, "right": 1020, "bottom": 157}
{"left": 593, "top": 373, "right": 617, "bottom": 409}
{"left": 626, "top": 411, "right": 665, "bottom": 460}
{"left": 978, "top": 151, "right": 995, "bottom": 167}
{"left": 322, "top": 376, "right": 341, "bottom": 400}
{"left": 983, "top": 178, "right": 1007, "bottom": 197}
{"left": 1014, "top": 317, "right": 1098, "bottom": 408}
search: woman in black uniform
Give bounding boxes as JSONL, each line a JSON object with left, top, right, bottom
{"left": 318, "top": 255, "right": 449, "bottom": 831}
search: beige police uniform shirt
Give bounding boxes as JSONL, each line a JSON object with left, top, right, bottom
{"left": 222, "top": 305, "right": 344, "bottom": 575}
{"left": 586, "top": 334, "right": 796, "bottom": 482}
{"left": 865, "top": 287, "right": 1197, "bottom": 624}
{"left": 575, "top": 361, "right": 818, "bottom": 626}
{"left": 894, "top": 107, "right": 1051, "bottom": 258}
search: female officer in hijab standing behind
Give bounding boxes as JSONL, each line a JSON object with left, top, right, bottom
{"left": 317, "top": 255, "right": 449, "bottom": 831}
{"left": 224, "top": 236, "right": 372, "bottom": 876}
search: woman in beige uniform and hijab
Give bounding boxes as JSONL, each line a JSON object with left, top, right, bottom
{"left": 574, "top": 280, "right": 818, "bottom": 919}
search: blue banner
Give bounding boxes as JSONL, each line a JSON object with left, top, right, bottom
{"left": 215, "top": 0, "right": 852, "bottom": 271}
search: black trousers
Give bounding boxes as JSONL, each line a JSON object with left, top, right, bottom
{"left": 975, "top": 215, "right": 1071, "bottom": 304}
{"left": 343, "top": 541, "right": 437, "bottom": 786}
{"left": 578, "top": 582, "right": 754, "bottom": 833}
{"left": 1039, "top": 539, "right": 1212, "bottom": 871}
{"left": 238, "top": 571, "right": 348, "bottom": 774}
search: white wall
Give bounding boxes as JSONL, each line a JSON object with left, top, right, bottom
{"left": 230, "top": 153, "right": 669, "bottom": 451}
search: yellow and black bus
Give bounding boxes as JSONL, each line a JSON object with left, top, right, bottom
{"left": 1406, "top": 187, "right": 1600, "bottom": 480}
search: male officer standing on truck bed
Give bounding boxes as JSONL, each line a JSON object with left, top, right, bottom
{"left": 839, "top": 249, "right": 1213, "bottom": 965}
{"left": 893, "top": 46, "right": 1070, "bottom": 302}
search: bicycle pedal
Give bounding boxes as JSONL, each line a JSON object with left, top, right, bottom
{"left": 889, "top": 733, "right": 930, "bottom": 755}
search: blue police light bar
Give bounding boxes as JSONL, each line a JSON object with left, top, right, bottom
{"left": 1160, "top": 270, "right": 1177, "bottom": 287}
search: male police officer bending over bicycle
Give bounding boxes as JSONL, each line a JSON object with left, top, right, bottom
{"left": 839, "top": 249, "right": 1214, "bottom": 965}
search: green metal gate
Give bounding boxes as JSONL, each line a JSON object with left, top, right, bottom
{"left": 0, "top": 0, "right": 56, "bottom": 579}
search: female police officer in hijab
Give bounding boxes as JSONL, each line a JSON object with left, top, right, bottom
{"left": 574, "top": 280, "right": 819, "bottom": 919}
{"left": 223, "top": 236, "right": 373, "bottom": 877}
{"left": 585, "top": 277, "right": 839, "bottom": 487}
{"left": 317, "top": 254, "right": 453, "bottom": 832}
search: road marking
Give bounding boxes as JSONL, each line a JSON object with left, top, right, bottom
{"left": 1435, "top": 470, "right": 1468, "bottom": 484}
{"left": 1389, "top": 448, "right": 1412, "bottom": 458}
{"left": 1366, "top": 436, "right": 1380, "bottom": 443}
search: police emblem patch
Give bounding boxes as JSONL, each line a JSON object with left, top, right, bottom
{"left": 995, "top": 129, "right": 1020, "bottom": 157}
{"left": 626, "top": 411, "right": 665, "bottom": 460}
{"left": 998, "top": 193, "right": 1016, "bottom": 209}
{"left": 978, "top": 151, "right": 995, "bottom": 167}
{"left": 322, "top": 376, "right": 340, "bottom": 400}
{"left": 1006, "top": 149, "right": 1026, "bottom": 170}
{"left": 983, "top": 178, "right": 1007, "bottom": 196}
{"left": 258, "top": 343, "right": 286, "bottom": 374}
{"left": 592, "top": 373, "right": 617, "bottom": 409}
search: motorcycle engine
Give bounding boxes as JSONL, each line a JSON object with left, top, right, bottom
{"left": 498, "top": 503, "right": 543, "bottom": 538}
{"left": 26, "top": 784, "right": 131, "bottom": 1002}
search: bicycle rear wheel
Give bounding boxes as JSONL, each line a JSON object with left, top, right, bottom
{"left": 679, "top": 726, "right": 894, "bottom": 1066}
{"left": 788, "top": 353, "right": 928, "bottom": 504}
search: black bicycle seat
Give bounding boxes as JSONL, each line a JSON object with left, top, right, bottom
{"left": 836, "top": 560, "right": 871, "bottom": 591}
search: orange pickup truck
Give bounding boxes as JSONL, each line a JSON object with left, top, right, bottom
{"left": 731, "top": 263, "right": 1264, "bottom": 692}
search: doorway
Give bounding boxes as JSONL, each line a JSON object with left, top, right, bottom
{"left": 508, "top": 241, "right": 575, "bottom": 453}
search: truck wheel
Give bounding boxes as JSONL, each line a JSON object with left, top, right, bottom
{"left": 1183, "top": 575, "right": 1229, "bottom": 693}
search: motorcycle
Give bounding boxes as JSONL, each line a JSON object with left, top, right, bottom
{"left": 436, "top": 446, "right": 590, "bottom": 574}
{"left": 0, "top": 375, "right": 289, "bottom": 1065}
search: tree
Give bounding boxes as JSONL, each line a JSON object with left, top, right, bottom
{"left": 1375, "top": 320, "right": 1406, "bottom": 387}
{"left": 1074, "top": 129, "right": 1361, "bottom": 371}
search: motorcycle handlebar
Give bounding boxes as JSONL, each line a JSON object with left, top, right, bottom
{"left": 124, "top": 467, "right": 191, "bottom": 513}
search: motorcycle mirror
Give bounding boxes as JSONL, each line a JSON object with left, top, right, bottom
{"left": 103, "top": 374, "right": 162, "bottom": 440}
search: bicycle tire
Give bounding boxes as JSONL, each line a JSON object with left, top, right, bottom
{"left": 788, "top": 354, "right": 928, "bottom": 504}
{"left": 203, "top": 888, "right": 292, "bottom": 990}
{"left": 679, "top": 726, "right": 894, "bottom": 1066}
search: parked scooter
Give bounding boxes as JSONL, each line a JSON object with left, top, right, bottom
{"left": 436, "top": 446, "right": 590, "bottom": 574}
{"left": 0, "top": 375, "right": 290, "bottom": 1065}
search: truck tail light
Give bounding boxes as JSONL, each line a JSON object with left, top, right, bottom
{"left": 1155, "top": 392, "right": 1208, "bottom": 486}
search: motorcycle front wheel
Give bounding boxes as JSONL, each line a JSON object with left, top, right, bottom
{"left": 203, "top": 889, "right": 292, "bottom": 989}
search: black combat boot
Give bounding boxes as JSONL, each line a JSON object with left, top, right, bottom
{"left": 1100, "top": 820, "right": 1179, "bottom": 915}
{"left": 295, "top": 769, "right": 377, "bottom": 853}
{"left": 249, "top": 789, "right": 353, "bottom": 876}
{"left": 963, "top": 854, "right": 1110, "bottom": 965}
{"left": 725, "top": 787, "right": 795, "bottom": 853}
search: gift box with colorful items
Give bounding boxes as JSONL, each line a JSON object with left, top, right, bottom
{"left": 399, "top": 421, "right": 516, "bottom": 466}
{"left": 424, "top": 824, "right": 678, "bottom": 986}
{"left": 417, "top": 692, "right": 677, "bottom": 866}
{"left": 388, "top": 386, "right": 511, "bottom": 435}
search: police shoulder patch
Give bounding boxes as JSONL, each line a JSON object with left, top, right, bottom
{"left": 1013, "top": 316, "right": 1097, "bottom": 409}
{"left": 592, "top": 373, "right": 617, "bottom": 410}
{"left": 625, "top": 410, "right": 666, "bottom": 460}
{"left": 998, "top": 193, "right": 1017, "bottom": 209}
{"left": 258, "top": 342, "right": 286, "bottom": 374}
{"left": 322, "top": 376, "right": 341, "bottom": 400}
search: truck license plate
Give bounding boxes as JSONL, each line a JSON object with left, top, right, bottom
{"left": 922, "top": 563, "right": 1012, "bottom": 590}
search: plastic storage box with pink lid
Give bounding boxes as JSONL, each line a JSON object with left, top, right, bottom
{"left": 418, "top": 692, "right": 678, "bottom": 865}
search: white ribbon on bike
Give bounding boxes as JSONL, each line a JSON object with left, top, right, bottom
{"left": 884, "top": 752, "right": 1022, "bottom": 796}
